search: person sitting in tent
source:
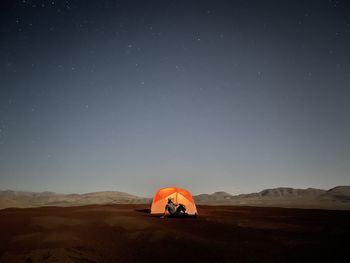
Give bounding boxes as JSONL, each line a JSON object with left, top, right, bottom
{"left": 161, "top": 197, "right": 188, "bottom": 218}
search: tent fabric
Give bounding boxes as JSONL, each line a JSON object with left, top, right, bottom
{"left": 150, "top": 187, "right": 198, "bottom": 215}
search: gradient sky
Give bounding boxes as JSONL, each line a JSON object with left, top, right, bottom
{"left": 0, "top": 0, "right": 349, "bottom": 196}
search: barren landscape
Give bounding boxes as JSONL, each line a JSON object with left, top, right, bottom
{"left": 1, "top": 186, "right": 349, "bottom": 210}
{"left": 0, "top": 204, "right": 349, "bottom": 263}
{"left": 1, "top": 1, "right": 350, "bottom": 262}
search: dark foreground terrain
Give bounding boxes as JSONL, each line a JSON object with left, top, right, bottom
{"left": 0, "top": 205, "right": 349, "bottom": 263}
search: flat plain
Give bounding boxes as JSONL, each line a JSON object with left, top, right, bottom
{"left": 0, "top": 204, "right": 349, "bottom": 263}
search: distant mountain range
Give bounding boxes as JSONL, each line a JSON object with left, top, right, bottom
{"left": 194, "top": 186, "right": 350, "bottom": 210}
{"left": 1, "top": 186, "right": 349, "bottom": 210}
{"left": 0, "top": 190, "right": 150, "bottom": 209}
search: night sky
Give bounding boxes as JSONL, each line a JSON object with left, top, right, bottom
{"left": 1, "top": 0, "right": 349, "bottom": 196}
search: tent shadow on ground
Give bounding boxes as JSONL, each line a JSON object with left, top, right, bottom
{"left": 134, "top": 209, "right": 198, "bottom": 219}
{"left": 135, "top": 209, "right": 151, "bottom": 214}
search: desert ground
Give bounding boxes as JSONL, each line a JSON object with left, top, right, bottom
{"left": 0, "top": 204, "right": 349, "bottom": 263}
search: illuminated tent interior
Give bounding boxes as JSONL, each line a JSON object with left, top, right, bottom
{"left": 151, "top": 187, "right": 198, "bottom": 215}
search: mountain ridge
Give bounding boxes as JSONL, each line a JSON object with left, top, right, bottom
{"left": 0, "top": 190, "right": 150, "bottom": 209}
{"left": 1, "top": 186, "right": 349, "bottom": 210}
{"left": 193, "top": 186, "right": 350, "bottom": 210}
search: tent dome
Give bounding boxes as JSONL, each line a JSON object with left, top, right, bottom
{"left": 150, "top": 186, "right": 198, "bottom": 215}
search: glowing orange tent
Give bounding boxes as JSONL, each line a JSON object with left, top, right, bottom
{"left": 150, "top": 186, "right": 198, "bottom": 215}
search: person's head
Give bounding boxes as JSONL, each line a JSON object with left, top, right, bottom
{"left": 167, "top": 197, "right": 173, "bottom": 204}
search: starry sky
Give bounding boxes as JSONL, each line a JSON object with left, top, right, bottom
{"left": 0, "top": 0, "right": 349, "bottom": 196}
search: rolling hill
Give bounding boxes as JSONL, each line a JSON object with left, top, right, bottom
{"left": 0, "top": 190, "right": 150, "bottom": 209}
{"left": 1, "top": 186, "right": 349, "bottom": 210}
{"left": 193, "top": 186, "right": 350, "bottom": 210}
